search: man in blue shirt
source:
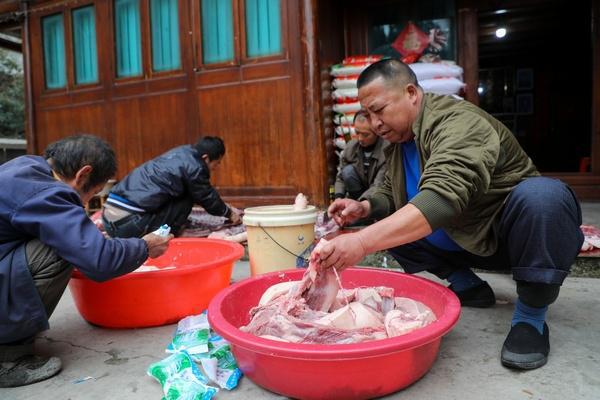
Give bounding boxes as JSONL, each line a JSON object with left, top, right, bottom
{"left": 0, "top": 135, "right": 172, "bottom": 387}
{"left": 320, "top": 59, "right": 583, "bottom": 371}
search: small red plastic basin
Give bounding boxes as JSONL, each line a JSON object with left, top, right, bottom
{"left": 69, "top": 238, "right": 244, "bottom": 328}
{"left": 208, "top": 268, "right": 460, "bottom": 400}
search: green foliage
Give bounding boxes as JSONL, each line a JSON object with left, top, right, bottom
{"left": 0, "top": 48, "right": 24, "bottom": 139}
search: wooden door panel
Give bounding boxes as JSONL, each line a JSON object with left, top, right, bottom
{"left": 197, "top": 78, "right": 298, "bottom": 190}
{"left": 36, "top": 105, "right": 109, "bottom": 152}
{"left": 112, "top": 92, "right": 190, "bottom": 177}
{"left": 113, "top": 98, "right": 144, "bottom": 175}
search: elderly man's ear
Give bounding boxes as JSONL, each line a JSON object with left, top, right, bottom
{"left": 69, "top": 165, "right": 103, "bottom": 204}
{"left": 74, "top": 165, "right": 93, "bottom": 188}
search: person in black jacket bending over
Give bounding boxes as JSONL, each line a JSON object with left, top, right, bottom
{"left": 102, "top": 136, "right": 242, "bottom": 238}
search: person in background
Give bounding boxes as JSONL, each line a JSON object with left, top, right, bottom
{"left": 0, "top": 135, "right": 172, "bottom": 387}
{"left": 102, "top": 136, "right": 242, "bottom": 238}
{"left": 320, "top": 59, "right": 583, "bottom": 371}
{"left": 334, "top": 111, "right": 389, "bottom": 201}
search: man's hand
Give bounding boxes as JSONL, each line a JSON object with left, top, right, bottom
{"left": 228, "top": 208, "right": 243, "bottom": 225}
{"left": 327, "top": 199, "right": 370, "bottom": 226}
{"left": 142, "top": 233, "right": 173, "bottom": 258}
{"left": 318, "top": 233, "right": 368, "bottom": 271}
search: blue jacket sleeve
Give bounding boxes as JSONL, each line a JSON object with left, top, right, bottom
{"left": 10, "top": 186, "right": 148, "bottom": 282}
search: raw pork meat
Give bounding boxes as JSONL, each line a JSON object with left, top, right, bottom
{"left": 241, "top": 239, "right": 436, "bottom": 344}
{"left": 581, "top": 225, "right": 600, "bottom": 252}
{"left": 293, "top": 193, "right": 309, "bottom": 211}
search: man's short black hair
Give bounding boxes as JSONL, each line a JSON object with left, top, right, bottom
{"left": 357, "top": 59, "right": 419, "bottom": 90}
{"left": 195, "top": 136, "right": 225, "bottom": 161}
{"left": 44, "top": 134, "right": 117, "bottom": 192}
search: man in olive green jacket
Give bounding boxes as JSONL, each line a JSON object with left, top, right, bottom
{"left": 318, "top": 59, "right": 583, "bottom": 371}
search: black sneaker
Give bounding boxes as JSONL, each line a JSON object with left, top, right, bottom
{"left": 501, "top": 322, "right": 549, "bottom": 370}
{"left": 449, "top": 281, "right": 496, "bottom": 308}
{"left": 0, "top": 355, "right": 62, "bottom": 387}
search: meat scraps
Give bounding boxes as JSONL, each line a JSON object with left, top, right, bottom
{"left": 581, "top": 225, "right": 600, "bottom": 252}
{"left": 240, "top": 240, "right": 436, "bottom": 344}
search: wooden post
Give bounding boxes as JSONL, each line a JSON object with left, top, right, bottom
{"left": 301, "top": 0, "right": 328, "bottom": 205}
{"left": 458, "top": 8, "right": 479, "bottom": 106}
{"left": 22, "top": 2, "right": 36, "bottom": 154}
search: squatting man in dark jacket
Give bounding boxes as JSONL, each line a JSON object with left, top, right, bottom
{"left": 318, "top": 59, "right": 583, "bottom": 370}
{"left": 0, "top": 135, "right": 172, "bottom": 387}
{"left": 334, "top": 111, "right": 389, "bottom": 201}
{"left": 102, "top": 136, "right": 242, "bottom": 239}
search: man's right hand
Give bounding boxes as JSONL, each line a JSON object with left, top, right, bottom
{"left": 327, "top": 199, "right": 370, "bottom": 227}
{"left": 228, "top": 208, "right": 243, "bottom": 225}
{"left": 142, "top": 233, "right": 173, "bottom": 258}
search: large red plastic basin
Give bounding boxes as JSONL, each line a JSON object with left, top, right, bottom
{"left": 69, "top": 238, "right": 244, "bottom": 328}
{"left": 208, "top": 267, "right": 461, "bottom": 400}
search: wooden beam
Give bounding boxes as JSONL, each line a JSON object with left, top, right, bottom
{"left": 22, "top": 1, "right": 36, "bottom": 155}
{"left": 0, "top": 1, "right": 20, "bottom": 15}
{"left": 458, "top": 8, "right": 479, "bottom": 105}
{"left": 301, "top": 0, "right": 328, "bottom": 205}
{"left": 0, "top": 35, "right": 20, "bottom": 52}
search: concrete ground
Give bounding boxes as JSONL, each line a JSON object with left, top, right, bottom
{"left": 3, "top": 203, "right": 600, "bottom": 400}
{"left": 3, "top": 265, "right": 599, "bottom": 400}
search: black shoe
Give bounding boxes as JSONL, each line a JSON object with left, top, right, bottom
{"left": 449, "top": 281, "right": 496, "bottom": 308}
{"left": 501, "top": 322, "right": 549, "bottom": 370}
{"left": 0, "top": 355, "right": 62, "bottom": 387}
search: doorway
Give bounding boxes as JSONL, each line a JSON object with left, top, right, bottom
{"left": 478, "top": 0, "right": 592, "bottom": 173}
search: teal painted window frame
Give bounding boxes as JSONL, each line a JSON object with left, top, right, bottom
{"left": 244, "top": 0, "right": 282, "bottom": 58}
{"left": 72, "top": 5, "right": 99, "bottom": 85}
{"left": 201, "top": 0, "right": 235, "bottom": 65}
{"left": 42, "top": 13, "right": 67, "bottom": 89}
{"left": 150, "top": 0, "right": 181, "bottom": 72}
{"left": 114, "top": 0, "right": 143, "bottom": 78}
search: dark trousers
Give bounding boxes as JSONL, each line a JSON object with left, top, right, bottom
{"left": 103, "top": 196, "right": 193, "bottom": 238}
{"left": 26, "top": 239, "right": 73, "bottom": 320}
{"left": 388, "top": 178, "right": 583, "bottom": 305}
{"left": 0, "top": 241, "right": 72, "bottom": 359}
{"left": 341, "top": 165, "right": 368, "bottom": 200}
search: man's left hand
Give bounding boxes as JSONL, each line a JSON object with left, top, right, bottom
{"left": 318, "top": 232, "right": 367, "bottom": 271}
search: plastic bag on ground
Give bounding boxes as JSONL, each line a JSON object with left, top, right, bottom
{"left": 147, "top": 351, "right": 218, "bottom": 400}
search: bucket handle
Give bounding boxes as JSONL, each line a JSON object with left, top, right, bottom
{"left": 258, "top": 224, "right": 310, "bottom": 263}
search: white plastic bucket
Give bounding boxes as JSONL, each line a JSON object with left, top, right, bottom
{"left": 243, "top": 205, "right": 318, "bottom": 276}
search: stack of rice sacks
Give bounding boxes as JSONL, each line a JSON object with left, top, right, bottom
{"left": 409, "top": 61, "right": 465, "bottom": 96}
{"left": 330, "top": 56, "right": 382, "bottom": 153}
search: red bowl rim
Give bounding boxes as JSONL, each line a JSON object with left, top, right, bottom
{"left": 208, "top": 267, "right": 461, "bottom": 360}
{"left": 71, "top": 238, "right": 244, "bottom": 281}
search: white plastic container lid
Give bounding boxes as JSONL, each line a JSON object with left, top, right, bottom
{"left": 243, "top": 205, "right": 318, "bottom": 227}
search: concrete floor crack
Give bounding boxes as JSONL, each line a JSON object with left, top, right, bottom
{"left": 38, "top": 335, "right": 107, "bottom": 355}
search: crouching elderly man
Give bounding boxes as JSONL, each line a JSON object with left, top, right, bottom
{"left": 0, "top": 135, "right": 172, "bottom": 387}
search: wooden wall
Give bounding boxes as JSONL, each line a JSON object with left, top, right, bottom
{"left": 24, "top": 0, "right": 329, "bottom": 207}
{"left": 20, "top": 0, "right": 600, "bottom": 204}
